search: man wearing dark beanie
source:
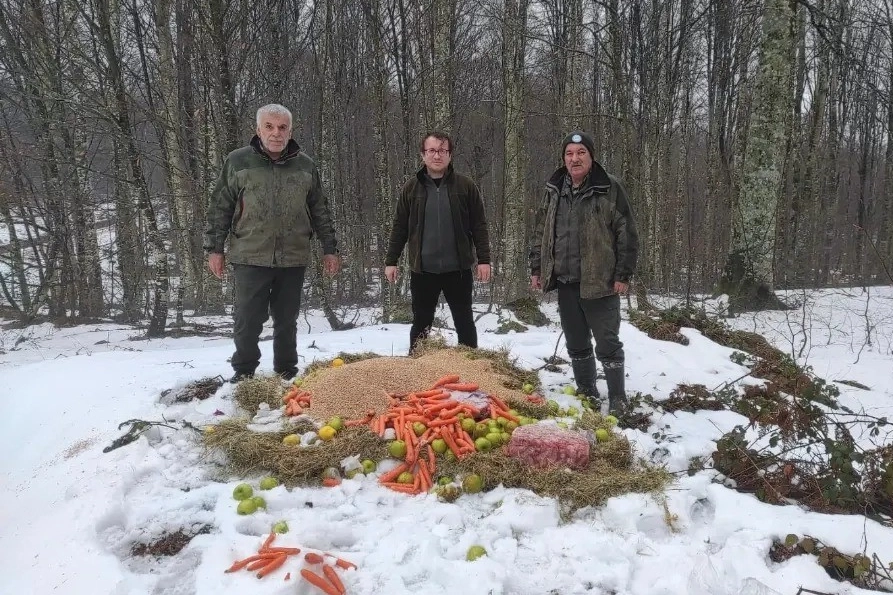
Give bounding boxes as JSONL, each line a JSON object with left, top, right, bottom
{"left": 529, "top": 131, "right": 639, "bottom": 414}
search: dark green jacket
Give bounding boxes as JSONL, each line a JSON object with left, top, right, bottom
{"left": 203, "top": 136, "right": 337, "bottom": 267}
{"left": 529, "top": 161, "right": 638, "bottom": 299}
{"left": 385, "top": 165, "right": 491, "bottom": 272}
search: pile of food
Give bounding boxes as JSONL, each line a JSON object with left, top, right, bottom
{"left": 203, "top": 348, "right": 671, "bottom": 514}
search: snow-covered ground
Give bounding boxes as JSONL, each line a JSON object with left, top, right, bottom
{"left": 1, "top": 288, "right": 891, "bottom": 595}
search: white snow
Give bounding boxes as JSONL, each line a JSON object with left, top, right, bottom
{"left": 1, "top": 287, "right": 891, "bottom": 594}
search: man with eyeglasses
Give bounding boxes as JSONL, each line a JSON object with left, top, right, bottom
{"left": 529, "top": 131, "right": 638, "bottom": 415}
{"left": 385, "top": 131, "right": 491, "bottom": 353}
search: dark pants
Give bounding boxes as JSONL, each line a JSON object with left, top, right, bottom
{"left": 557, "top": 282, "right": 624, "bottom": 365}
{"left": 409, "top": 269, "right": 477, "bottom": 352}
{"left": 231, "top": 264, "right": 306, "bottom": 374}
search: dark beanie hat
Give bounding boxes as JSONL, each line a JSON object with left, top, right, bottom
{"left": 561, "top": 131, "right": 595, "bottom": 158}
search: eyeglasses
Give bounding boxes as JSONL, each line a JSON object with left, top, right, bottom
{"left": 423, "top": 148, "right": 450, "bottom": 157}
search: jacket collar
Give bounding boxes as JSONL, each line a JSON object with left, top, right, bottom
{"left": 250, "top": 135, "right": 301, "bottom": 162}
{"left": 546, "top": 160, "right": 611, "bottom": 193}
{"left": 416, "top": 162, "right": 455, "bottom": 184}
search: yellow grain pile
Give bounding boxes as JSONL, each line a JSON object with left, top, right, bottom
{"left": 301, "top": 350, "right": 530, "bottom": 422}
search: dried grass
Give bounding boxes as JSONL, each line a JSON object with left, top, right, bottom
{"left": 233, "top": 375, "right": 286, "bottom": 416}
{"left": 203, "top": 419, "right": 388, "bottom": 485}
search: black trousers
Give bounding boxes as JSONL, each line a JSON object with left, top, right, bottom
{"left": 557, "top": 282, "right": 624, "bottom": 365}
{"left": 409, "top": 269, "right": 477, "bottom": 352}
{"left": 231, "top": 264, "right": 306, "bottom": 374}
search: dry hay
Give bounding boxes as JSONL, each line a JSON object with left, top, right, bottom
{"left": 438, "top": 441, "right": 669, "bottom": 517}
{"left": 233, "top": 375, "right": 286, "bottom": 416}
{"left": 300, "top": 347, "right": 536, "bottom": 423}
{"left": 203, "top": 419, "right": 389, "bottom": 485}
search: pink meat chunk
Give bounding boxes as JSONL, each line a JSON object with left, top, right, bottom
{"left": 505, "top": 423, "right": 590, "bottom": 470}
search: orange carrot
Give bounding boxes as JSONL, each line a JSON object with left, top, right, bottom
{"left": 423, "top": 400, "right": 460, "bottom": 414}
{"left": 262, "top": 547, "right": 301, "bottom": 555}
{"left": 427, "top": 445, "right": 436, "bottom": 474}
{"left": 380, "top": 482, "right": 419, "bottom": 494}
{"left": 305, "top": 552, "right": 325, "bottom": 564}
{"left": 413, "top": 471, "right": 422, "bottom": 490}
{"left": 490, "top": 394, "right": 509, "bottom": 410}
{"left": 325, "top": 555, "right": 358, "bottom": 570}
{"left": 224, "top": 553, "right": 279, "bottom": 572}
{"left": 300, "top": 568, "right": 341, "bottom": 595}
{"left": 246, "top": 557, "right": 272, "bottom": 571}
{"left": 260, "top": 533, "right": 276, "bottom": 551}
{"left": 432, "top": 374, "right": 461, "bottom": 388}
{"left": 442, "top": 430, "right": 463, "bottom": 458}
{"left": 442, "top": 382, "right": 479, "bottom": 392}
{"left": 378, "top": 462, "right": 409, "bottom": 483}
{"left": 256, "top": 553, "right": 287, "bottom": 578}
{"left": 426, "top": 417, "right": 459, "bottom": 427}
{"left": 323, "top": 564, "right": 347, "bottom": 594}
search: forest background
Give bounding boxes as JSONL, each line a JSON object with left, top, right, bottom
{"left": 1, "top": 0, "right": 891, "bottom": 335}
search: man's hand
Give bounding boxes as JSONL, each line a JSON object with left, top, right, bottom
{"left": 323, "top": 254, "right": 341, "bottom": 276}
{"left": 476, "top": 263, "right": 491, "bottom": 282}
{"left": 614, "top": 281, "right": 629, "bottom": 295}
{"left": 530, "top": 275, "right": 541, "bottom": 290}
{"left": 384, "top": 265, "right": 398, "bottom": 283}
{"left": 208, "top": 253, "right": 225, "bottom": 279}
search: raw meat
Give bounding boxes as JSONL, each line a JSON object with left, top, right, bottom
{"left": 505, "top": 423, "right": 590, "bottom": 470}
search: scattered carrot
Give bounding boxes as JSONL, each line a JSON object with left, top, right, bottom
{"left": 323, "top": 564, "right": 347, "bottom": 594}
{"left": 305, "top": 552, "right": 325, "bottom": 565}
{"left": 328, "top": 555, "right": 358, "bottom": 570}
{"left": 224, "top": 553, "right": 278, "bottom": 573}
{"left": 256, "top": 553, "right": 287, "bottom": 578}
{"left": 431, "top": 374, "right": 460, "bottom": 388}
{"left": 246, "top": 557, "right": 272, "bottom": 571}
{"left": 378, "top": 462, "right": 409, "bottom": 483}
{"left": 300, "top": 568, "right": 341, "bottom": 595}
{"left": 441, "top": 382, "right": 479, "bottom": 392}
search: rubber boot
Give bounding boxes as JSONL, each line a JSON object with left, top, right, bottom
{"left": 570, "top": 354, "right": 599, "bottom": 407}
{"left": 604, "top": 362, "right": 628, "bottom": 415}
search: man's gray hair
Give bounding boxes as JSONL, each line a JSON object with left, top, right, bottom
{"left": 256, "top": 104, "right": 292, "bottom": 128}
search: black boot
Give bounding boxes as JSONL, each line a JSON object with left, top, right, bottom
{"left": 229, "top": 371, "right": 255, "bottom": 384}
{"left": 604, "top": 362, "right": 628, "bottom": 414}
{"left": 570, "top": 355, "right": 599, "bottom": 405}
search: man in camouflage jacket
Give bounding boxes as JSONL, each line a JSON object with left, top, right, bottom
{"left": 529, "top": 131, "right": 638, "bottom": 414}
{"left": 203, "top": 104, "right": 340, "bottom": 382}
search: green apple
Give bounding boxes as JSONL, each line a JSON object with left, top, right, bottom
{"left": 521, "top": 383, "right": 534, "bottom": 394}
{"left": 485, "top": 432, "right": 502, "bottom": 447}
{"left": 327, "top": 416, "right": 344, "bottom": 431}
{"left": 474, "top": 423, "right": 489, "bottom": 439}
{"left": 396, "top": 472, "right": 414, "bottom": 484}
{"left": 460, "top": 418, "right": 476, "bottom": 434}
{"left": 236, "top": 498, "right": 258, "bottom": 515}
{"left": 437, "top": 475, "right": 453, "bottom": 486}
{"left": 361, "top": 459, "right": 377, "bottom": 473}
{"left": 272, "top": 520, "right": 289, "bottom": 534}
{"left": 566, "top": 406, "right": 579, "bottom": 417}
{"left": 259, "top": 476, "right": 279, "bottom": 490}
{"left": 444, "top": 450, "right": 457, "bottom": 461}
{"left": 252, "top": 496, "right": 267, "bottom": 509}
{"left": 557, "top": 421, "right": 568, "bottom": 429}
{"left": 413, "top": 421, "right": 427, "bottom": 436}
{"left": 509, "top": 409, "right": 519, "bottom": 417}
{"left": 596, "top": 428, "right": 610, "bottom": 442}
{"left": 345, "top": 468, "right": 362, "bottom": 479}
{"left": 232, "top": 483, "right": 254, "bottom": 501}
{"left": 388, "top": 440, "right": 407, "bottom": 459}
{"left": 547, "top": 400, "right": 561, "bottom": 413}
{"left": 605, "top": 415, "right": 619, "bottom": 427}
{"left": 462, "top": 474, "right": 483, "bottom": 493}
{"left": 562, "top": 384, "right": 577, "bottom": 395}
{"left": 474, "top": 437, "right": 492, "bottom": 452}
{"left": 496, "top": 417, "right": 508, "bottom": 428}
{"left": 292, "top": 377, "right": 303, "bottom": 387}
{"left": 466, "top": 545, "right": 487, "bottom": 561}
{"left": 504, "top": 421, "right": 518, "bottom": 433}
{"left": 431, "top": 438, "right": 448, "bottom": 454}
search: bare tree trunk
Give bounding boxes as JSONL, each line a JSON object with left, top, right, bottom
{"left": 720, "top": 0, "right": 794, "bottom": 312}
